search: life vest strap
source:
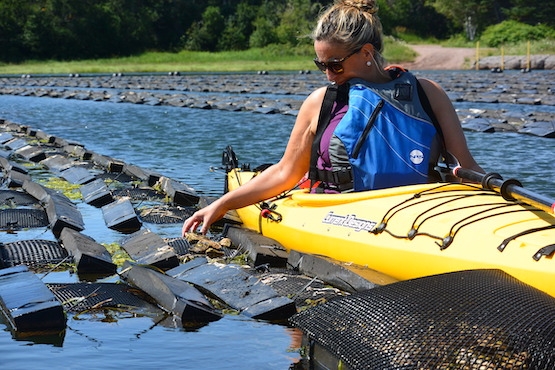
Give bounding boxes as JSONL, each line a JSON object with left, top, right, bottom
{"left": 314, "top": 166, "right": 354, "bottom": 192}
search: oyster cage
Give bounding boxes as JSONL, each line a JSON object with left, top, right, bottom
{"left": 290, "top": 269, "right": 555, "bottom": 370}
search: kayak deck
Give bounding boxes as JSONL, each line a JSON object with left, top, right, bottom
{"left": 228, "top": 168, "right": 555, "bottom": 297}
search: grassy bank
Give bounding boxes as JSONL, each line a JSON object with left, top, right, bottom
{"left": 1, "top": 37, "right": 551, "bottom": 76}
{"left": 0, "top": 37, "right": 415, "bottom": 75}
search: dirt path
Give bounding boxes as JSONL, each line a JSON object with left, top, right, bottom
{"left": 402, "top": 44, "right": 476, "bottom": 70}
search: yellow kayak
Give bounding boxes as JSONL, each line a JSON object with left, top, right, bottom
{"left": 227, "top": 167, "right": 555, "bottom": 298}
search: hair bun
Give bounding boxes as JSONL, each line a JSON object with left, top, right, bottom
{"left": 342, "top": 0, "right": 378, "bottom": 14}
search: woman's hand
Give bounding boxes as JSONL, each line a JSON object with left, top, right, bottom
{"left": 181, "top": 201, "right": 227, "bottom": 236}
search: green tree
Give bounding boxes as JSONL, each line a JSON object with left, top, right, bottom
{"left": 184, "top": 5, "right": 225, "bottom": 51}
{"left": 22, "top": 0, "right": 78, "bottom": 59}
{"left": 249, "top": 1, "right": 281, "bottom": 48}
{"left": 20, "top": 0, "right": 158, "bottom": 60}
{"left": 0, "top": 0, "right": 34, "bottom": 61}
{"left": 384, "top": 0, "right": 450, "bottom": 38}
{"left": 427, "top": 0, "right": 511, "bottom": 40}
{"left": 503, "top": 0, "right": 555, "bottom": 28}
{"left": 150, "top": 0, "right": 204, "bottom": 51}
{"left": 275, "top": 0, "right": 321, "bottom": 46}
{"left": 480, "top": 20, "right": 555, "bottom": 47}
{"left": 376, "top": 0, "right": 395, "bottom": 35}
{"left": 218, "top": 1, "right": 256, "bottom": 50}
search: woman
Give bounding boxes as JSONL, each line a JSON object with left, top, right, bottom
{"left": 182, "top": 0, "right": 483, "bottom": 235}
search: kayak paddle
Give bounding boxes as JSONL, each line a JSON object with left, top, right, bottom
{"left": 453, "top": 166, "right": 555, "bottom": 215}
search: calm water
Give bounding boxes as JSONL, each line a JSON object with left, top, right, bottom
{"left": 0, "top": 94, "right": 300, "bottom": 370}
{"left": 1, "top": 83, "right": 555, "bottom": 369}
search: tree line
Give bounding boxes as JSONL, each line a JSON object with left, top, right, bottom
{"left": 0, "top": 0, "right": 553, "bottom": 62}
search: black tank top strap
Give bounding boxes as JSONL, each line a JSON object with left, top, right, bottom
{"left": 309, "top": 83, "right": 349, "bottom": 183}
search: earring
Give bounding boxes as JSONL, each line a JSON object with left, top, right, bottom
{"left": 366, "top": 61, "right": 372, "bottom": 67}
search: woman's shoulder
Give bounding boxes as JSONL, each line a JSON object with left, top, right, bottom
{"left": 296, "top": 85, "right": 331, "bottom": 133}
{"left": 416, "top": 77, "right": 446, "bottom": 98}
{"left": 302, "top": 85, "right": 328, "bottom": 109}
{"left": 416, "top": 76, "right": 439, "bottom": 87}
{"left": 309, "top": 85, "right": 329, "bottom": 99}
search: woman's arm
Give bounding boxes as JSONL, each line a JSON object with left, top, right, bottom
{"left": 182, "top": 87, "right": 327, "bottom": 235}
{"left": 418, "top": 78, "right": 484, "bottom": 173}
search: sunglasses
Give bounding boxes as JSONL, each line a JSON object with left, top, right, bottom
{"left": 313, "top": 48, "right": 361, "bottom": 74}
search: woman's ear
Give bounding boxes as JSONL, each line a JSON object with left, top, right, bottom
{"left": 362, "top": 43, "right": 374, "bottom": 58}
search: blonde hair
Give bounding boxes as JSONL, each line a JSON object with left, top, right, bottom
{"left": 311, "top": 0, "right": 385, "bottom": 68}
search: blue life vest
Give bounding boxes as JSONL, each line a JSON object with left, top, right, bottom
{"left": 310, "top": 70, "right": 445, "bottom": 192}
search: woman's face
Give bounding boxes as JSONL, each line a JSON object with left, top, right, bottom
{"left": 313, "top": 40, "right": 366, "bottom": 85}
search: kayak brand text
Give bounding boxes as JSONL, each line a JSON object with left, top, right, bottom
{"left": 322, "top": 211, "right": 377, "bottom": 232}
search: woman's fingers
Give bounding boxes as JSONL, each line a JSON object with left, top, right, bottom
{"left": 182, "top": 216, "right": 200, "bottom": 236}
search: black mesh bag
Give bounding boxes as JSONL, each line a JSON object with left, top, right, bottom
{"left": 290, "top": 269, "right": 555, "bottom": 370}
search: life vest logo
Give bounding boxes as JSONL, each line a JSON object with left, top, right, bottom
{"left": 410, "top": 149, "right": 424, "bottom": 165}
{"left": 322, "top": 211, "right": 377, "bottom": 232}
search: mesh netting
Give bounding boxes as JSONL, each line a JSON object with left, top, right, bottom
{"left": 0, "top": 189, "right": 39, "bottom": 206}
{"left": 48, "top": 282, "right": 159, "bottom": 313}
{"left": 167, "top": 237, "right": 191, "bottom": 255}
{"left": 139, "top": 206, "right": 194, "bottom": 224}
{"left": 290, "top": 269, "right": 555, "bottom": 370}
{"left": 0, "top": 208, "right": 49, "bottom": 229}
{"left": 113, "top": 187, "right": 165, "bottom": 202}
{"left": 1, "top": 239, "right": 69, "bottom": 268}
{"left": 253, "top": 268, "right": 346, "bottom": 308}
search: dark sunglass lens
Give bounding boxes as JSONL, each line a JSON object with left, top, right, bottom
{"left": 313, "top": 60, "right": 327, "bottom": 72}
{"left": 328, "top": 62, "right": 343, "bottom": 74}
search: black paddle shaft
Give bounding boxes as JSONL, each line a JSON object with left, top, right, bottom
{"left": 453, "top": 167, "right": 555, "bottom": 215}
